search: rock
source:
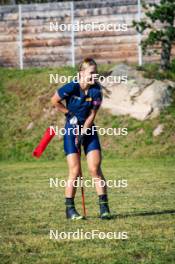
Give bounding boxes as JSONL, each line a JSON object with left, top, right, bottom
{"left": 138, "top": 128, "right": 144, "bottom": 135}
{"left": 153, "top": 124, "right": 164, "bottom": 137}
{"left": 50, "top": 108, "right": 57, "bottom": 116}
{"left": 26, "top": 122, "right": 34, "bottom": 130}
{"left": 42, "top": 108, "right": 50, "bottom": 119}
{"left": 101, "top": 64, "right": 175, "bottom": 120}
{"left": 42, "top": 107, "right": 57, "bottom": 119}
{"left": 130, "top": 103, "right": 152, "bottom": 121}
{"left": 129, "top": 86, "right": 140, "bottom": 97}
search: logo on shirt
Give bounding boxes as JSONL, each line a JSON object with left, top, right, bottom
{"left": 85, "top": 97, "right": 92, "bottom": 102}
{"left": 72, "top": 95, "right": 81, "bottom": 100}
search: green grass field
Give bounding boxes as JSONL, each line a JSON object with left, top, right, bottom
{"left": 0, "top": 158, "right": 174, "bottom": 264}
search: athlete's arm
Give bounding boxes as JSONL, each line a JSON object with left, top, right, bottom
{"left": 51, "top": 82, "right": 75, "bottom": 114}
{"left": 51, "top": 93, "right": 68, "bottom": 114}
{"left": 82, "top": 109, "right": 98, "bottom": 134}
{"left": 82, "top": 87, "right": 102, "bottom": 133}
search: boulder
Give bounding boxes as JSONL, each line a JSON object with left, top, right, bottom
{"left": 101, "top": 64, "right": 175, "bottom": 120}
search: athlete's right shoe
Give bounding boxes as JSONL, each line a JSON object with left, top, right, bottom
{"left": 99, "top": 194, "right": 111, "bottom": 220}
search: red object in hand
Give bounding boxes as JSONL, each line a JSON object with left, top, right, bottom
{"left": 33, "top": 127, "right": 55, "bottom": 158}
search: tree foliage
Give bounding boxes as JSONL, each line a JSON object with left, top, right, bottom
{"left": 133, "top": 0, "right": 175, "bottom": 70}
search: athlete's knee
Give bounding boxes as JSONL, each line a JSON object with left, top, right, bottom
{"left": 89, "top": 165, "right": 100, "bottom": 177}
{"left": 69, "top": 165, "right": 80, "bottom": 180}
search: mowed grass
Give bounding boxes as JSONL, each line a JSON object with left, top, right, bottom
{"left": 0, "top": 158, "right": 174, "bottom": 264}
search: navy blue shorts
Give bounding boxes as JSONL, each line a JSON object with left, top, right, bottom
{"left": 63, "top": 122, "right": 101, "bottom": 156}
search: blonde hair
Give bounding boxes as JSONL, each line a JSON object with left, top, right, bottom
{"left": 78, "top": 57, "right": 97, "bottom": 72}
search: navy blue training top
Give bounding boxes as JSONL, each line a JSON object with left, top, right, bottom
{"left": 57, "top": 81, "right": 103, "bottom": 124}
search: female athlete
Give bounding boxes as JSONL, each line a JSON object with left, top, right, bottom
{"left": 51, "top": 58, "right": 111, "bottom": 220}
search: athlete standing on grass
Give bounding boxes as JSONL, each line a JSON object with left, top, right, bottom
{"left": 51, "top": 58, "right": 111, "bottom": 220}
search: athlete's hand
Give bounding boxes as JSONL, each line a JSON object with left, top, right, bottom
{"left": 77, "top": 133, "right": 85, "bottom": 150}
{"left": 65, "top": 111, "right": 78, "bottom": 125}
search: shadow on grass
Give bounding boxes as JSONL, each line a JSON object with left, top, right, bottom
{"left": 112, "top": 209, "right": 175, "bottom": 219}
